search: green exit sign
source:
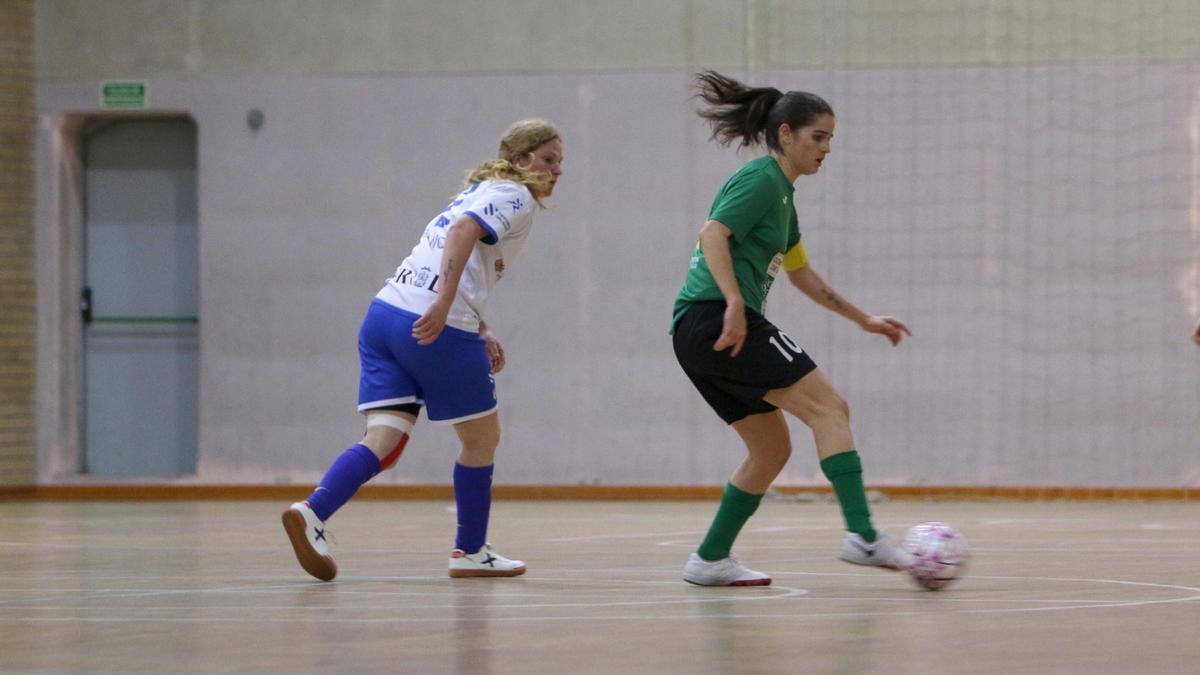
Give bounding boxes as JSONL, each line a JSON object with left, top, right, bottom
{"left": 100, "top": 81, "right": 148, "bottom": 109}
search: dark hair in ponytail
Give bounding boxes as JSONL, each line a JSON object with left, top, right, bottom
{"left": 693, "top": 70, "right": 833, "bottom": 152}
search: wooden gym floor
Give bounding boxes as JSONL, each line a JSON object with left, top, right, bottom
{"left": 0, "top": 498, "right": 1197, "bottom": 674}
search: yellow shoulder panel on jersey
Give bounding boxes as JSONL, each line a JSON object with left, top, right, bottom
{"left": 782, "top": 241, "right": 808, "bottom": 271}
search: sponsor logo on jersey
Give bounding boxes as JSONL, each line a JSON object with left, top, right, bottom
{"left": 482, "top": 202, "right": 511, "bottom": 230}
{"left": 405, "top": 266, "right": 439, "bottom": 292}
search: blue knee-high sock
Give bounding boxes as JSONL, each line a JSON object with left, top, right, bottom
{"left": 453, "top": 463, "right": 494, "bottom": 554}
{"left": 306, "top": 444, "right": 381, "bottom": 522}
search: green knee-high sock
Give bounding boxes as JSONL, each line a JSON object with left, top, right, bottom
{"left": 696, "top": 482, "right": 764, "bottom": 561}
{"left": 821, "top": 450, "right": 877, "bottom": 542}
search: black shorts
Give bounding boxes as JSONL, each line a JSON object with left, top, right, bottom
{"left": 673, "top": 301, "right": 818, "bottom": 424}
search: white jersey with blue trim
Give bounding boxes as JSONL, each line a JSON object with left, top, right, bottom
{"left": 376, "top": 179, "right": 537, "bottom": 333}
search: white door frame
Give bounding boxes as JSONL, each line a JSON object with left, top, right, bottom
{"left": 34, "top": 111, "right": 200, "bottom": 483}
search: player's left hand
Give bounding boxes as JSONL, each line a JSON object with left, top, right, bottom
{"left": 482, "top": 330, "right": 506, "bottom": 374}
{"left": 862, "top": 315, "right": 912, "bottom": 346}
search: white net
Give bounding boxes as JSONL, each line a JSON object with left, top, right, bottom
{"left": 765, "top": 1, "right": 1200, "bottom": 487}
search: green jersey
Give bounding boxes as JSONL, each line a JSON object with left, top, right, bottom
{"left": 671, "top": 156, "right": 800, "bottom": 332}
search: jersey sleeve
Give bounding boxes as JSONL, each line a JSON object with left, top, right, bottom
{"left": 782, "top": 216, "right": 805, "bottom": 270}
{"left": 707, "top": 171, "right": 776, "bottom": 242}
{"left": 462, "top": 182, "right": 533, "bottom": 245}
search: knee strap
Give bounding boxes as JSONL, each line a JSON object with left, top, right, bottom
{"left": 366, "top": 412, "right": 415, "bottom": 472}
{"left": 378, "top": 434, "right": 409, "bottom": 472}
{"left": 366, "top": 412, "right": 414, "bottom": 434}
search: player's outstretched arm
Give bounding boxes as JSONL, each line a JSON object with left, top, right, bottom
{"left": 1193, "top": 318, "right": 1200, "bottom": 346}
{"left": 787, "top": 265, "right": 911, "bottom": 346}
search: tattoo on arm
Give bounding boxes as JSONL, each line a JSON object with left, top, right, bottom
{"left": 432, "top": 256, "right": 456, "bottom": 296}
{"left": 820, "top": 287, "right": 844, "bottom": 310}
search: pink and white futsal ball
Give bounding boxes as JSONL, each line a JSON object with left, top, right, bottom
{"left": 903, "top": 522, "right": 970, "bottom": 590}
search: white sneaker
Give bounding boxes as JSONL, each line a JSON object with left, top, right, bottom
{"left": 682, "top": 552, "right": 772, "bottom": 586}
{"left": 839, "top": 531, "right": 910, "bottom": 570}
{"left": 281, "top": 502, "right": 337, "bottom": 581}
{"left": 448, "top": 543, "right": 527, "bottom": 578}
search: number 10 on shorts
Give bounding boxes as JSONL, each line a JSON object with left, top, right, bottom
{"left": 768, "top": 331, "right": 804, "bottom": 362}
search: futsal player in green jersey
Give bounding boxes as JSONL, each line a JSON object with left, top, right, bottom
{"left": 671, "top": 71, "right": 913, "bottom": 586}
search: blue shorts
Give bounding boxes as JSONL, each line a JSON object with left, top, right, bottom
{"left": 357, "top": 300, "right": 497, "bottom": 423}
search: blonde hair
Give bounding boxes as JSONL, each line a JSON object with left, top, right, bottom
{"left": 464, "top": 119, "right": 561, "bottom": 205}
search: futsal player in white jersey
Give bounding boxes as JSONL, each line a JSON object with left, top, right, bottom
{"left": 282, "top": 119, "right": 564, "bottom": 581}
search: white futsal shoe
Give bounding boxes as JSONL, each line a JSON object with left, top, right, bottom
{"left": 282, "top": 502, "right": 337, "bottom": 581}
{"left": 682, "top": 552, "right": 772, "bottom": 586}
{"left": 448, "top": 543, "right": 527, "bottom": 578}
{"left": 838, "top": 531, "right": 910, "bottom": 570}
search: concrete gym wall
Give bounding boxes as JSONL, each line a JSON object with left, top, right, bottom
{"left": 32, "top": 1, "right": 1200, "bottom": 488}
